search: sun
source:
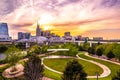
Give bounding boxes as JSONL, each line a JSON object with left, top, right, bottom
{"left": 43, "top": 26, "right": 55, "bottom": 31}
{"left": 38, "top": 14, "right": 54, "bottom": 24}
{"left": 44, "top": 26, "right": 50, "bottom": 30}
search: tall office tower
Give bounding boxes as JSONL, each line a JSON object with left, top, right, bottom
{"left": 18, "top": 32, "right": 23, "bottom": 40}
{"left": 0, "top": 23, "right": 11, "bottom": 41}
{"left": 42, "top": 30, "right": 51, "bottom": 37}
{"left": 64, "top": 32, "right": 70, "bottom": 36}
{"left": 18, "top": 32, "right": 31, "bottom": 40}
{"left": 36, "top": 21, "right": 41, "bottom": 36}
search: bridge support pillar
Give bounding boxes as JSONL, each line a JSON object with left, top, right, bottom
{"left": 78, "top": 42, "right": 81, "bottom": 46}
{"left": 90, "top": 42, "right": 92, "bottom": 47}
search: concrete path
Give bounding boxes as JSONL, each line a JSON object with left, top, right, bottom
{"left": 76, "top": 54, "right": 111, "bottom": 78}
{"left": 42, "top": 55, "right": 75, "bottom": 74}
{"left": 42, "top": 55, "right": 111, "bottom": 78}
{"left": 2, "top": 64, "right": 24, "bottom": 78}
{"left": 84, "top": 52, "right": 120, "bottom": 66}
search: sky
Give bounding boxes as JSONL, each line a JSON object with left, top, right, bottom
{"left": 0, "top": 0, "right": 120, "bottom": 39}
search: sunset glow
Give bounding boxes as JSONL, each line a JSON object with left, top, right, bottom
{"left": 38, "top": 14, "right": 54, "bottom": 25}
{"left": 0, "top": 0, "right": 120, "bottom": 39}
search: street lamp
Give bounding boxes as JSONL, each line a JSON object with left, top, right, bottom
{"left": 95, "top": 72, "right": 100, "bottom": 80}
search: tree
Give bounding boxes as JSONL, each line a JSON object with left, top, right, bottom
{"left": 62, "top": 59, "right": 87, "bottom": 80}
{"left": 113, "top": 45, "right": 120, "bottom": 61}
{"left": 103, "top": 43, "right": 117, "bottom": 55}
{"left": 5, "top": 46, "right": 22, "bottom": 71}
{"left": 88, "top": 47, "right": 95, "bottom": 55}
{"left": 62, "top": 43, "right": 79, "bottom": 56}
{"left": 82, "top": 43, "right": 90, "bottom": 51}
{"left": 27, "top": 45, "right": 41, "bottom": 56}
{"left": 112, "top": 69, "right": 120, "bottom": 80}
{"left": 95, "top": 45, "right": 103, "bottom": 56}
{"left": 0, "top": 45, "right": 8, "bottom": 53}
{"left": 24, "top": 55, "right": 44, "bottom": 80}
{"left": 41, "top": 44, "right": 48, "bottom": 54}
{"left": 107, "top": 51, "right": 115, "bottom": 59}
{"left": 96, "top": 49, "right": 102, "bottom": 56}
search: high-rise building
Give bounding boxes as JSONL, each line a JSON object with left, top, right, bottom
{"left": 93, "top": 37, "right": 103, "bottom": 41}
{"left": 64, "top": 32, "right": 70, "bottom": 36}
{"left": 36, "top": 21, "right": 41, "bottom": 36}
{"left": 42, "top": 30, "right": 51, "bottom": 37}
{"left": 0, "top": 23, "right": 11, "bottom": 42}
{"left": 63, "top": 32, "right": 72, "bottom": 40}
{"left": 18, "top": 32, "right": 31, "bottom": 40}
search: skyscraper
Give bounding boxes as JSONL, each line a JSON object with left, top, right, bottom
{"left": 36, "top": 21, "right": 41, "bottom": 36}
{"left": 0, "top": 23, "right": 11, "bottom": 42}
{"left": 18, "top": 32, "right": 31, "bottom": 40}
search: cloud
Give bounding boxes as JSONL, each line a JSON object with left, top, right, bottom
{"left": 0, "top": 0, "right": 120, "bottom": 39}
{"left": 10, "top": 23, "right": 33, "bottom": 28}
{"left": 83, "top": 28, "right": 120, "bottom": 39}
{"left": 100, "top": 0, "right": 119, "bottom": 7}
{"left": 0, "top": 0, "right": 21, "bottom": 17}
{"left": 52, "top": 16, "right": 117, "bottom": 27}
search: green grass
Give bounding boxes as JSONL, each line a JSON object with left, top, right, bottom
{"left": 44, "top": 68, "right": 61, "bottom": 80}
{"left": 43, "top": 58, "right": 103, "bottom": 76}
{"left": 78, "top": 52, "right": 120, "bottom": 80}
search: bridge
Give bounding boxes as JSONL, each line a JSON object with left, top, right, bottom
{"left": 47, "top": 49, "right": 69, "bottom": 52}
{"left": 74, "top": 40, "right": 120, "bottom": 47}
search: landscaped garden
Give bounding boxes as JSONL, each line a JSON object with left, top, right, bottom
{"left": 0, "top": 43, "right": 120, "bottom": 80}
{"left": 43, "top": 58, "right": 103, "bottom": 76}
{"left": 78, "top": 52, "right": 120, "bottom": 80}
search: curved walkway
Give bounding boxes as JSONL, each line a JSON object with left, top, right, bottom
{"left": 85, "top": 52, "right": 120, "bottom": 66}
{"left": 42, "top": 55, "right": 111, "bottom": 78}
{"left": 2, "top": 64, "right": 24, "bottom": 78}
{"left": 42, "top": 55, "right": 75, "bottom": 74}
{"left": 76, "top": 53, "right": 111, "bottom": 78}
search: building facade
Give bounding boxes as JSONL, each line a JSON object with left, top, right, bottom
{"left": 18, "top": 32, "right": 31, "bottom": 40}
{"left": 0, "top": 23, "right": 11, "bottom": 42}
{"left": 36, "top": 22, "right": 41, "bottom": 36}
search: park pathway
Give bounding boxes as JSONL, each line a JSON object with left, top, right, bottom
{"left": 76, "top": 53, "right": 111, "bottom": 78}
{"left": 84, "top": 52, "right": 120, "bottom": 65}
{"left": 42, "top": 54, "right": 111, "bottom": 78}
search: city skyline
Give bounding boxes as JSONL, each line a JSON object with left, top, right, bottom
{"left": 0, "top": 0, "right": 120, "bottom": 39}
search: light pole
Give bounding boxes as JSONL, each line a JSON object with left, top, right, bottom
{"left": 95, "top": 72, "right": 100, "bottom": 80}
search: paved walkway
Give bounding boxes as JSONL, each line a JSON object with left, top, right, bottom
{"left": 76, "top": 54, "right": 111, "bottom": 78}
{"left": 85, "top": 52, "right": 120, "bottom": 65}
{"left": 42, "top": 55, "right": 75, "bottom": 74}
{"left": 42, "top": 55, "right": 111, "bottom": 78}
{"left": 2, "top": 64, "right": 24, "bottom": 78}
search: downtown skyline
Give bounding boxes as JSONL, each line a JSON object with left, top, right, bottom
{"left": 0, "top": 0, "right": 120, "bottom": 39}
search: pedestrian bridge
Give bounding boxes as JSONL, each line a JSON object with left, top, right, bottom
{"left": 47, "top": 49, "right": 69, "bottom": 51}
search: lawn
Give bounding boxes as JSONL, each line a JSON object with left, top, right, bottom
{"left": 78, "top": 52, "right": 120, "bottom": 80}
{"left": 43, "top": 58, "right": 103, "bottom": 76}
{"left": 44, "top": 68, "right": 61, "bottom": 80}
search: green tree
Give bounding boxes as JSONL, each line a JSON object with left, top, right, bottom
{"left": 103, "top": 43, "right": 117, "bottom": 55}
{"left": 107, "top": 51, "right": 115, "bottom": 59}
{"left": 62, "top": 59, "right": 87, "bottom": 80}
{"left": 82, "top": 43, "right": 90, "bottom": 51}
{"left": 27, "top": 45, "right": 41, "bottom": 56}
{"left": 24, "top": 55, "right": 44, "bottom": 80}
{"left": 88, "top": 47, "right": 95, "bottom": 55}
{"left": 113, "top": 45, "right": 120, "bottom": 61}
{"left": 5, "top": 46, "right": 22, "bottom": 71}
{"left": 95, "top": 45, "right": 103, "bottom": 56}
{"left": 0, "top": 45, "right": 8, "bottom": 53}
{"left": 96, "top": 49, "right": 102, "bottom": 56}
{"left": 112, "top": 69, "right": 120, "bottom": 80}
{"left": 41, "top": 44, "right": 48, "bottom": 54}
{"left": 62, "top": 43, "right": 79, "bottom": 56}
